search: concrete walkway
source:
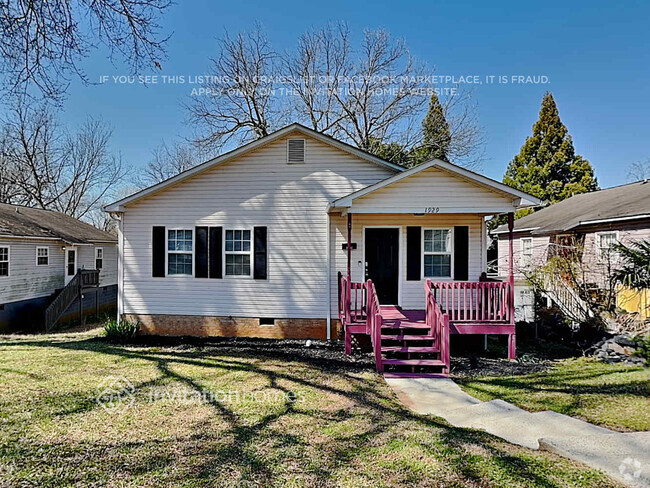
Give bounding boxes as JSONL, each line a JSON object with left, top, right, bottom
{"left": 386, "top": 377, "right": 650, "bottom": 487}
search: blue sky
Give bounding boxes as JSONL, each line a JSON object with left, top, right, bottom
{"left": 58, "top": 0, "right": 649, "bottom": 187}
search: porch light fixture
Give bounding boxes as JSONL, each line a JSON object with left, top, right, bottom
{"left": 61, "top": 245, "right": 67, "bottom": 251}
{"left": 413, "top": 213, "right": 425, "bottom": 217}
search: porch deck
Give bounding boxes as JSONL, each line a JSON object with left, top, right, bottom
{"left": 339, "top": 276, "right": 516, "bottom": 376}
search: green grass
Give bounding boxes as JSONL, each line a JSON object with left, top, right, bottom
{"left": 0, "top": 330, "right": 625, "bottom": 487}
{"left": 456, "top": 357, "right": 650, "bottom": 432}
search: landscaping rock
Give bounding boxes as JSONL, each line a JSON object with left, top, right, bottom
{"left": 589, "top": 334, "right": 645, "bottom": 365}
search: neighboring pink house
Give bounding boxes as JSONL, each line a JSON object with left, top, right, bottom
{"left": 492, "top": 180, "right": 650, "bottom": 321}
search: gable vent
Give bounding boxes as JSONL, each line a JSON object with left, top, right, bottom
{"left": 287, "top": 139, "right": 305, "bottom": 163}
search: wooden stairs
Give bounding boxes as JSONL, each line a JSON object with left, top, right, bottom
{"left": 378, "top": 307, "right": 448, "bottom": 377}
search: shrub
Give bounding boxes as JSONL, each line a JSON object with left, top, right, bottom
{"left": 634, "top": 334, "right": 650, "bottom": 366}
{"left": 103, "top": 318, "right": 139, "bottom": 341}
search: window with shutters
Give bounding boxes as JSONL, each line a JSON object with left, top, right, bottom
{"left": 225, "top": 229, "right": 251, "bottom": 276}
{"left": 0, "top": 246, "right": 9, "bottom": 277}
{"left": 423, "top": 228, "right": 452, "bottom": 278}
{"left": 36, "top": 246, "right": 49, "bottom": 266}
{"left": 167, "top": 229, "right": 193, "bottom": 275}
{"left": 287, "top": 139, "right": 305, "bottom": 163}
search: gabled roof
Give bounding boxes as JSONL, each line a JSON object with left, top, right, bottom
{"left": 0, "top": 204, "right": 117, "bottom": 244}
{"left": 331, "top": 159, "right": 542, "bottom": 208}
{"left": 492, "top": 180, "right": 650, "bottom": 235}
{"left": 105, "top": 123, "right": 404, "bottom": 212}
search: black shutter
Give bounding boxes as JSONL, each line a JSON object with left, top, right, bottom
{"left": 454, "top": 226, "right": 469, "bottom": 281}
{"left": 406, "top": 226, "right": 421, "bottom": 281}
{"left": 209, "top": 227, "right": 222, "bottom": 279}
{"left": 152, "top": 226, "right": 166, "bottom": 277}
{"left": 195, "top": 226, "right": 208, "bottom": 278}
{"left": 254, "top": 226, "right": 267, "bottom": 280}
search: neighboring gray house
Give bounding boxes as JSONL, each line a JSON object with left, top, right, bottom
{"left": 0, "top": 204, "right": 118, "bottom": 332}
{"left": 492, "top": 180, "right": 650, "bottom": 321}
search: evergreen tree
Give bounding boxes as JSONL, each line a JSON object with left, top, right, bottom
{"left": 504, "top": 92, "right": 598, "bottom": 206}
{"left": 410, "top": 93, "right": 452, "bottom": 166}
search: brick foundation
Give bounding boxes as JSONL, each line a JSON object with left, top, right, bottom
{"left": 124, "top": 314, "right": 342, "bottom": 340}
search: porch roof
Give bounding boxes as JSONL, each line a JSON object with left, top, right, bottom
{"left": 329, "top": 159, "right": 542, "bottom": 214}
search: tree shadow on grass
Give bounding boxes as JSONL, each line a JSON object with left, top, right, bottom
{"left": 0, "top": 336, "right": 622, "bottom": 487}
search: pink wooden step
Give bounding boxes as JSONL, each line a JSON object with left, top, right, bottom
{"left": 381, "top": 322, "right": 429, "bottom": 329}
{"left": 382, "top": 359, "right": 446, "bottom": 366}
{"left": 380, "top": 334, "right": 435, "bottom": 341}
{"left": 381, "top": 346, "right": 439, "bottom": 353}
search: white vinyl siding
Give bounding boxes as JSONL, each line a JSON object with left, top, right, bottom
{"left": 120, "top": 132, "right": 395, "bottom": 318}
{"left": 351, "top": 165, "right": 513, "bottom": 212}
{"left": 330, "top": 214, "right": 485, "bottom": 311}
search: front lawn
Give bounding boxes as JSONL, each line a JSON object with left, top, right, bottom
{"left": 456, "top": 357, "right": 649, "bottom": 432}
{"left": 0, "top": 330, "right": 624, "bottom": 487}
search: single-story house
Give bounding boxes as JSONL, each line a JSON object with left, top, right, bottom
{"left": 0, "top": 204, "right": 118, "bottom": 332}
{"left": 105, "top": 123, "right": 540, "bottom": 375}
{"left": 493, "top": 180, "right": 650, "bottom": 321}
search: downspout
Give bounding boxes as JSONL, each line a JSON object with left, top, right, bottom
{"left": 326, "top": 211, "right": 331, "bottom": 341}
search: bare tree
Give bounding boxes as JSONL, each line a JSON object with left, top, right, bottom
{"left": 0, "top": 102, "right": 125, "bottom": 220}
{"left": 282, "top": 23, "right": 349, "bottom": 133}
{"left": 0, "top": 0, "right": 170, "bottom": 103}
{"left": 627, "top": 158, "right": 650, "bottom": 182}
{"left": 136, "top": 141, "right": 210, "bottom": 187}
{"left": 187, "top": 24, "right": 282, "bottom": 150}
{"left": 436, "top": 88, "right": 484, "bottom": 169}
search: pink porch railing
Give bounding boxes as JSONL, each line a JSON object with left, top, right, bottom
{"left": 366, "top": 280, "right": 383, "bottom": 372}
{"left": 338, "top": 272, "right": 367, "bottom": 325}
{"left": 425, "top": 280, "right": 450, "bottom": 374}
{"left": 429, "top": 281, "right": 513, "bottom": 324}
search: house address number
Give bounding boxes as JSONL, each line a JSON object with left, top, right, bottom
{"left": 424, "top": 207, "right": 440, "bottom": 214}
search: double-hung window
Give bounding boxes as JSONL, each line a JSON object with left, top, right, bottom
{"left": 597, "top": 231, "right": 618, "bottom": 257}
{"left": 423, "top": 229, "right": 452, "bottom": 278}
{"left": 95, "top": 248, "right": 103, "bottom": 270}
{"left": 36, "top": 246, "right": 49, "bottom": 266}
{"left": 168, "top": 229, "right": 193, "bottom": 275}
{"left": 225, "top": 229, "right": 251, "bottom": 276}
{"left": 0, "top": 246, "right": 8, "bottom": 276}
{"left": 521, "top": 238, "right": 533, "bottom": 266}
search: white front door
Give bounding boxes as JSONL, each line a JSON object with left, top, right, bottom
{"left": 64, "top": 247, "right": 77, "bottom": 285}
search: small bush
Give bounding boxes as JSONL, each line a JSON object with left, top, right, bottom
{"left": 634, "top": 334, "right": 650, "bottom": 366}
{"left": 103, "top": 318, "right": 139, "bottom": 341}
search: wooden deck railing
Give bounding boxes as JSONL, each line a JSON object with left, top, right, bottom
{"left": 365, "top": 280, "right": 383, "bottom": 372}
{"left": 45, "top": 269, "right": 100, "bottom": 332}
{"left": 338, "top": 272, "right": 367, "bottom": 325}
{"left": 429, "top": 281, "right": 513, "bottom": 324}
{"left": 425, "top": 280, "right": 450, "bottom": 373}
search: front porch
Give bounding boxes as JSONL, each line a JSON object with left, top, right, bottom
{"left": 338, "top": 274, "right": 515, "bottom": 376}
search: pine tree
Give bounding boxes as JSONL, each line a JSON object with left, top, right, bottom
{"left": 504, "top": 92, "right": 598, "bottom": 206}
{"left": 410, "top": 93, "right": 452, "bottom": 166}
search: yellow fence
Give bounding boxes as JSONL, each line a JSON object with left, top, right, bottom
{"left": 617, "top": 287, "right": 650, "bottom": 319}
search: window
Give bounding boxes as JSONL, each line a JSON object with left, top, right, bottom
{"left": 597, "top": 232, "right": 618, "bottom": 256}
{"left": 167, "top": 229, "right": 193, "bottom": 275}
{"left": 423, "top": 229, "right": 452, "bottom": 278}
{"left": 36, "top": 247, "right": 49, "bottom": 266}
{"left": 225, "top": 229, "right": 251, "bottom": 276}
{"left": 0, "top": 246, "right": 8, "bottom": 276}
{"left": 521, "top": 238, "right": 533, "bottom": 266}
{"left": 95, "top": 248, "right": 103, "bottom": 270}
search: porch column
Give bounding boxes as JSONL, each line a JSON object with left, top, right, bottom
{"left": 347, "top": 212, "right": 352, "bottom": 282}
{"left": 507, "top": 212, "right": 516, "bottom": 359}
{"left": 344, "top": 212, "right": 352, "bottom": 354}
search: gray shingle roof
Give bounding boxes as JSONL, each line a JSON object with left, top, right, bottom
{"left": 493, "top": 180, "right": 650, "bottom": 235}
{"left": 0, "top": 204, "right": 116, "bottom": 243}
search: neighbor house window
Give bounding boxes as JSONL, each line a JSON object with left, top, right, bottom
{"left": 521, "top": 238, "right": 533, "bottom": 266}
{"left": 423, "top": 229, "right": 452, "bottom": 278}
{"left": 225, "top": 229, "right": 251, "bottom": 276}
{"left": 167, "top": 229, "right": 193, "bottom": 275}
{"left": 36, "top": 246, "right": 49, "bottom": 266}
{"left": 597, "top": 232, "right": 618, "bottom": 257}
{"left": 95, "top": 248, "right": 103, "bottom": 270}
{"left": 0, "top": 246, "right": 8, "bottom": 276}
